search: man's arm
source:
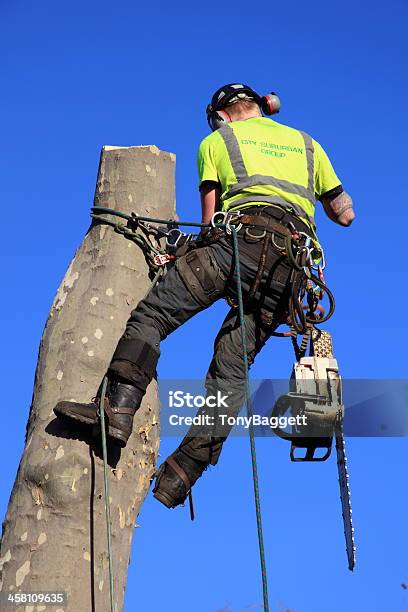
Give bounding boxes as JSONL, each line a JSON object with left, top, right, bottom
{"left": 313, "top": 140, "right": 355, "bottom": 227}
{"left": 321, "top": 187, "right": 355, "bottom": 227}
{"left": 200, "top": 181, "right": 221, "bottom": 224}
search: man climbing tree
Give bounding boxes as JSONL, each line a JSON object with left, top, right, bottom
{"left": 54, "top": 82, "right": 355, "bottom": 509}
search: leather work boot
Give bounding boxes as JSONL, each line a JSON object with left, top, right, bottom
{"left": 54, "top": 377, "right": 143, "bottom": 447}
{"left": 153, "top": 450, "right": 207, "bottom": 509}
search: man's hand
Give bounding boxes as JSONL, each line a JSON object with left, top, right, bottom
{"left": 321, "top": 190, "right": 355, "bottom": 227}
{"left": 200, "top": 181, "right": 221, "bottom": 224}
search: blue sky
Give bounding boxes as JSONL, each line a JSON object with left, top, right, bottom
{"left": 1, "top": 1, "right": 407, "bottom": 610}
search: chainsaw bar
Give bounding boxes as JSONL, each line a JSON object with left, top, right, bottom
{"left": 335, "top": 422, "right": 356, "bottom": 570}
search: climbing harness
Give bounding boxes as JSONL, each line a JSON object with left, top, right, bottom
{"left": 90, "top": 204, "right": 353, "bottom": 612}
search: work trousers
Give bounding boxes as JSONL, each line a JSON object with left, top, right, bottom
{"left": 109, "top": 209, "right": 308, "bottom": 465}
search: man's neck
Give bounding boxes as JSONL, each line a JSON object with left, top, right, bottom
{"left": 229, "top": 112, "right": 262, "bottom": 122}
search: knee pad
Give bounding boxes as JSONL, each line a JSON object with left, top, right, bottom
{"left": 111, "top": 338, "right": 159, "bottom": 384}
{"left": 176, "top": 247, "right": 226, "bottom": 307}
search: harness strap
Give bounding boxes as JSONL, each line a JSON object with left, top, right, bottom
{"left": 200, "top": 213, "right": 294, "bottom": 249}
{"left": 236, "top": 214, "right": 293, "bottom": 237}
{"left": 165, "top": 457, "right": 195, "bottom": 521}
{"left": 166, "top": 456, "right": 191, "bottom": 491}
{"left": 247, "top": 232, "right": 270, "bottom": 303}
{"left": 98, "top": 397, "right": 137, "bottom": 419}
{"left": 105, "top": 403, "right": 136, "bottom": 416}
{"left": 229, "top": 196, "right": 316, "bottom": 228}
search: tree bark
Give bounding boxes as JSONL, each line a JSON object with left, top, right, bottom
{"left": 0, "top": 145, "right": 176, "bottom": 611}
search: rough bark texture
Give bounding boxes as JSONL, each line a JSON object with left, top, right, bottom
{"left": 0, "top": 145, "right": 176, "bottom": 611}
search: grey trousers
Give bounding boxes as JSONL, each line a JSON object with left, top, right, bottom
{"left": 109, "top": 229, "right": 297, "bottom": 465}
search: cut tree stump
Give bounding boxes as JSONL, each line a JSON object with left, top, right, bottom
{"left": 0, "top": 145, "right": 176, "bottom": 611}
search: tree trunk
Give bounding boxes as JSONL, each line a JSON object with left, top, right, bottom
{"left": 0, "top": 145, "right": 176, "bottom": 611}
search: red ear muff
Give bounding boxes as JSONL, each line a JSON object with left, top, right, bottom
{"left": 261, "top": 93, "right": 281, "bottom": 116}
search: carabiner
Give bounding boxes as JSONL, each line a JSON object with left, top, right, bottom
{"left": 166, "top": 228, "right": 185, "bottom": 248}
{"left": 225, "top": 212, "right": 242, "bottom": 235}
{"left": 310, "top": 247, "right": 326, "bottom": 271}
{"left": 211, "top": 211, "right": 227, "bottom": 228}
{"left": 225, "top": 219, "right": 242, "bottom": 235}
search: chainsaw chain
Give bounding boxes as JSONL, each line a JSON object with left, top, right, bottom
{"left": 335, "top": 422, "right": 356, "bottom": 570}
{"left": 311, "top": 328, "right": 356, "bottom": 570}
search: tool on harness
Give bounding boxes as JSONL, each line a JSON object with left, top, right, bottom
{"left": 272, "top": 353, "right": 344, "bottom": 460}
{"left": 270, "top": 329, "right": 356, "bottom": 570}
{"left": 284, "top": 234, "right": 334, "bottom": 334}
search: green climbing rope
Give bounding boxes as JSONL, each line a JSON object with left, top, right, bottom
{"left": 99, "top": 376, "right": 115, "bottom": 612}
{"left": 98, "top": 263, "right": 165, "bottom": 612}
{"left": 231, "top": 228, "right": 270, "bottom": 612}
{"left": 93, "top": 206, "right": 271, "bottom": 611}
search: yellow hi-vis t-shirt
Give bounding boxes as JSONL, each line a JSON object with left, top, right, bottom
{"left": 197, "top": 116, "right": 341, "bottom": 231}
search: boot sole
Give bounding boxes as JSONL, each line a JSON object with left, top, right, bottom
{"left": 54, "top": 404, "right": 96, "bottom": 426}
{"left": 54, "top": 405, "right": 129, "bottom": 448}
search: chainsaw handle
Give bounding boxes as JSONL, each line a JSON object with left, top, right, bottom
{"left": 271, "top": 394, "right": 294, "bottom": 440}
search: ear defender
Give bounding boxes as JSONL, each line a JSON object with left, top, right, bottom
{"left": 207, "top": 107, "right": 232, "bottom": 131}
{"left": 260, "top": 93, "right": 281, "bottom": 116}
{"left": 206, "top": 86, "right": 281, "bottom": 131}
